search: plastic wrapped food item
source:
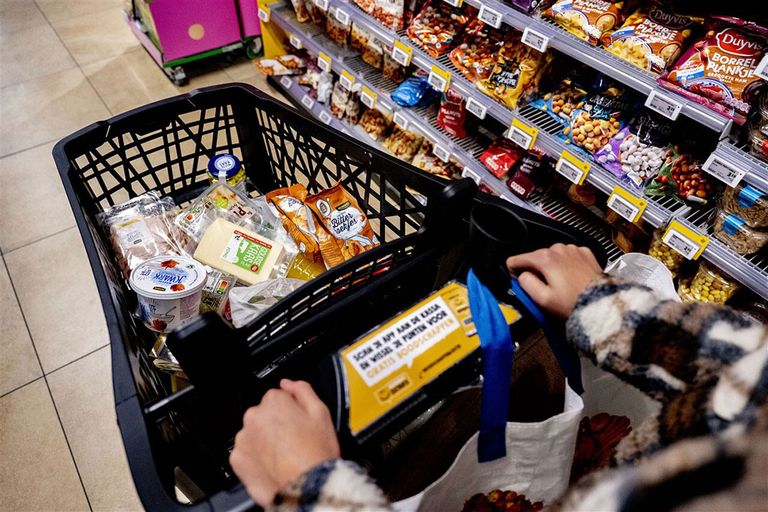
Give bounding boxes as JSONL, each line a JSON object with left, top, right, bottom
{"left": 602, "top": 5, "right": 702, "bottom": 74}
{"left": 647, "top": 228, "right": 684, "bottom": 276}
{"left": 362, "top": 37, "right": 384, "bottom": 69}
{"left": 289, "top": 0, "right": 310, "bottom": 22}
{"left": 721, "top": 183, "right": 768, "bottom": 228}
{"left": 350, "top": 22, "right": 370, "bottom": 52}
{"left": 595, "top": 111, "right": 672, "bottom": 189}
{"left": 448, "top": 18, "right": 505, "bottom": 83}
{"left": 479, "top": 137, "right": 524, "bottom": 178}
{"left": 678, "top": 261, "right": 740, "bottom": 304}
{"left": 255, "top": 55, "right": 305, "bottom": 76}
{"left": 567, "top": 183, "right": 597, "bottom": 207}
{"left": 307, "top": 0, "right": 327, "bottom": 27}
{"left": 508, "top": 0, "right": 551, "bottom": 13}
{"left": 477, "top": 31, "right": 551, "bottom": 109}
{"left": 382, "top": 47, "right": 408, "bottom": 83}
{"left": 748, "top": 95, "right": 768, "bottom": 161}
{"left": 316, "top": 72, "right": 334, "bottom": 103}
{"left": 659, "top": 17, "right": 768, "bottom": 125}
{"left": 644, "top": 145, "right": 713, "bottom": 204}
{"left": 199, "top": 268, "right": 237, "bottom": 322}
{"left": 406, "top": 0, "right": 477, "bottom": 58}
{"left": 462, "top": 490, "right": 543, "bottom": 512}
{"left": 529, "top": 79, "right": 588, "bottom": 136}
{"left": 374, "top": 0, "right": 406, "bottom": 31}
{"left": 330, "top": 80, "right": 351, "bottom": 119}
{"left": 436, "top": 88, "right": 468, "bottom": 138}
{"left": 411, "top": 140, "right": 460, "bottom": 179}
{"left": 391, "top": 74, "right": 441, "bottom": 107}
{"left": 229, "top": 278, "right": 306, "bottom": 328}
{"left": 327, "top": 6, "right": 352, "bottom": 47}
{"left": 567, "top": 85, "right": 636, "bottom": 155}
{"left": 383, "top": 124, "right": 424, "bottom": 162}
{"left": 306, "top": 183, "right": 381, "bottom": 261}
{"left": 360, "top": 107, "right": 393, "bottom": 141}
{"left": 713, "top": 209, "right": 768, "bottom": 255}
{"left": 353, "top": 0, "right": 375, "bottom": 15}
{"left": 605, "top": 209, "right": 652, "bottom": 253}
{"left": 544, "top": 0, "right": 624, "bottom": 46}
{"left": 345, "top": 89, "right": 362, "bottom": 125}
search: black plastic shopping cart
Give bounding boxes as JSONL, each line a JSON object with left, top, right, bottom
{"left": 54, "top": 84, "right": 603, "bottom": 510}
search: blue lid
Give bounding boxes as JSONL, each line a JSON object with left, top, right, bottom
{"left": 207, "top": 154, "right": 241, "bottom": 178}
{"left": 736, "top": 184, "right": 764, "bottom": 209}
{"left": 722, "top": 213, "right": 746, "bottom": 236}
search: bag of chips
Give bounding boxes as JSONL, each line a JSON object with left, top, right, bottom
{"left": 543, "top": 0, "right": 624, "bottom": 46}
{"left": 602, "top": 5, "right": 702, "bottom": 74}
{"left": 479, "top": 137, "right": 525, "bottom": 178}
{"left": 437, "top": 88, "right": 468, "bottom": 138}
{"left": 448, "top": 18, "right": 505, "bottom": 83}
{"left": 567, "top": 84, "right": 637, "bottom": 155}
{"left": 391, "top": 73, "right": 441, "bottom": 107}
{"left": 406, "top": 0, "right": 477, "bottom": 58}
{"left": 659, "top": 17, "right": 768, "bottom": 125}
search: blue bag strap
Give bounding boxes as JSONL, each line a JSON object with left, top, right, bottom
{"left": 468, "top": 269, "right": 515, "bottom": 463}
{"left": 510, "top": 278, "right": 583, "bottom": 394}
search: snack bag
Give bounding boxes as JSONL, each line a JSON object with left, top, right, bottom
{"left": 567, "top": 84, "right": 637, "bottom": 155}
{"left": 529, "top": 79, "right": 588, "bottom": 137}
{"left": 644, "top": 145, "right": 713, "bottom": 204}
{"left": 437, "top": 88, "right": 468, "bottom": 138}
{"left": 406, "top": 0, "right": 477, "bottom": 58}
{"left": 350, "top": 22, "right": 371, "bottom": 52}
{"left": 360, "top": 107, "right": 393, "bottom": 141}
{"left": 327, "top": 5, "right": 352, "bottom": 47}
{"left": 391, "top": 73, "right": 441, "bottom": 107}
{"left": 479, "top": 137, "right": 525, "bottom": 178}
{"left": 306, "top": 183, "right": 381, "bottom": 262}
{"left": 659, "top": 17, "right": 768, "bottom": 125}
{"left": 362, "top": 37, "right": 384, "bottom": 69}
{"left": 383, "top": 124, "right": 424, "bottom": 162}
{"left": 382, "top": 46, "right": 408, "bottom": 83}
{"left": 602, "top": 5, "right": 702, "bottom": 74}
{"left": 411, "top": 140, "right": 461, "bottom": 179}
{"left": 289, "top": 0, "right": 310, "bottom": 22}
{"left": 595, "top": 111, "right": 673, "bottom": 189}
{"left": 345, "top": 89, "right": 362, "bottom": 125}
{"left": 354, "top": 0, "right": 375, "bottom": 15}
{"left": 255, "top": 55, "right": 305, "bottom": 76}
{"left": 374, "top": 0, "right": 406, "bottom": 31}
{"left": 330, "top": 80, "right": 351, "bottom": 119}
{"left": 543, "top": 0, "right": 624, "bottom": 46}
{"left": 448, "top": 18, "right": 505, "bottom": 83}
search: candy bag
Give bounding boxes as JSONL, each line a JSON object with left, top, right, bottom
{"left": 479, "top": 137, "right": 525, "bottom": 178}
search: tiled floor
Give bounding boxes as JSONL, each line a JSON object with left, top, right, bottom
{"left": 0, "top": 2, "right": 284, "bottom": 510}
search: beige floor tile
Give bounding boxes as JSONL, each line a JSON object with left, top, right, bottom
{"left": 237, "top": 73, "right": 287, "bottom": 103}
{"left": 174, "top": 60, "right": 236, "bottom": 95}
{"left": 221, "top": 57, "right": 260, "bottom": 82}
{"left": 0, "top": 67, "right": 109, "bottom": 157}
{"left": 5, "top": 228, "right": 108, "bottom": 373}
{"left": 0, "top": 142, "right": 76, "bottom": 251}
{"left": 48, "top": 347, "right": 144, "bottom": 512}
{"left": 36, "top": 0, "right": 123, "bottom": 23}
{"left": 52, "top": 6, "right": 139, "bottom": 66}
{"left": 0, "top": 257, "right": 42, "bottom": 397}
{"left": 0, "top": 0, "right": 48, "bottom": 35}
{"left": 0, "top": 379, "right": 90, "bottom": 511}
{"left": 0, "top": 22, "right": 77, "bottom": 88}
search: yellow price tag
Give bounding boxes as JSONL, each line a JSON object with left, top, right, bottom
{"left": 607, "top": 185, "right": 647, "bottom": 223}
{"left": 340, "top": 70, "right": 355, "bottom": 90}
{"left": 317, "top": 52, "right": 332, "bottom": 73}
{"left": 428, "top": 65, "right": 451, "bottom": 92}
{"left": 508, "top": 118, "right": 538, "bottom": 150}
{"left": 662, "top": 219, "right": 709, "bottom": 260}
{"left": 392, "top": 40, "right": 413, "bottom": 66}
{"left": 556, "top": 150, "right": 590, "bottom": 185}
{"left": 361, "top": 86, "right": 377, "bottom": 109}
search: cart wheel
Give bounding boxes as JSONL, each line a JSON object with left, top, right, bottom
{"left": 169, "top": 67, "right": 188, "bottom": 87}
{"left": 246, "top": 38, "right": 263, "bottom": 60}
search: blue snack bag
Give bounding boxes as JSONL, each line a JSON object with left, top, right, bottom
{"left": 391, "top": 74, "right": 441, "bottom": 107}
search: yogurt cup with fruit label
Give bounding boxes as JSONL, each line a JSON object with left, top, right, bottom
{"left": 130, "top": 256, "right": 207, "bottom": 332}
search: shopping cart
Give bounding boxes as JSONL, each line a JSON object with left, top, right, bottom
{"left": 54, "top": 84, "right": 604, "bottom": 510}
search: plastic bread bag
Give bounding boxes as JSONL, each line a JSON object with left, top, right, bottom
{"left": 406, "top": 0, "right": 477, "bottom": 58}
{"left": 566, "top": 84, "right": 637, "bottom": 156}
{"left": 306, "top": 183, "right": 381, "bottom": 262}
{"left": 543, "top": 0, "right": 624, "bottom": 46}
{"left": 602, "top": 5, "right": 702, "bottom": 75}
{"left": 448, "top": 18, "right": 505, "bottom": 83}
{"left": 97, "top": 192, "right": 184, "bottom": 278}
{"left": 229, "top": 278, "right": 306, "bottom": 328}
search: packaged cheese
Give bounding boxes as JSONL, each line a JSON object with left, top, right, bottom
{"left": 193, "top": 218, "right": 285, "bottom": 285}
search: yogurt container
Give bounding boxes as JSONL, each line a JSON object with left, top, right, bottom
{"left": 130, "top": 256, "right": 208, "bottom": 332}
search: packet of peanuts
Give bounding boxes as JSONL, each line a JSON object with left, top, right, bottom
{"left": 544, "top": 0, "right": 625, "bottom": 46}
{"left": 566, "top": 85, "right": 637, "bottom": 156}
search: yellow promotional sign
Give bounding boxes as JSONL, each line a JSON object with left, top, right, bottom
{"left": 341, "top": 282, "right": 519, "bottom": 435}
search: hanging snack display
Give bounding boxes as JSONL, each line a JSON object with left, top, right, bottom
{"left": 543, "top": 0, "right": 625, "bottom": 46}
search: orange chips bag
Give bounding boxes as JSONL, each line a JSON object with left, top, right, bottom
{"left": 306, "top": 183, "right": 380, "bottom": 262}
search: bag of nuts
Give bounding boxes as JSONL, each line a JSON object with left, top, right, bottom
{"left": 529, "top": 79, "right": 588, "bottom": 139}
{"left": 644, "top": 145, "right": 714, "bottom": 205}
{"left": 566, "top": 85, "right": 637, "bottom": 155}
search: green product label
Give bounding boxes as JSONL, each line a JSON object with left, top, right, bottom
{"left": 221, "top": 231, "right": 272, "bottom": 274}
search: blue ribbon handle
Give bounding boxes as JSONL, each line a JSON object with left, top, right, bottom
{"left": 510, "top": 278, "right": 583, "bottom": 394}
{"left": 468, "top": 269, "right": 515, "bottom": 463}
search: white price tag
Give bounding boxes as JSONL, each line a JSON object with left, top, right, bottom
{"left": 301, "top": 95, "right": 315, "bottom": 109}
{"left": 314, "top": 0, "right": 329, "bottom": 11}
{"left": 756, "top": 54, "right": 768, "bottom": 81}
{"left": 335, "top": 8, "right": 350, "bottom": 26}
{"left": 662, "top": 228, "right": 700, "bottom": 260}
{"left": 394, "top": 112, "right": 409, "bottom": 130}
{"left": 466, "top": 97, "right": 487, "bottom": 119}
{"left": 339, "top": 71, "right": 355, "bottom": 91}
{"left": 607, "top": 193, "right": 640, "bottom": 223}
{"left": 433, "top": 144, "right": 450, "bottom": 162}
{"left": 555, "top": 156, "right": 586, "bottom": 184}
{"left": 257, "top": 8, "right": 270, "bottom": 22}
{"left": 361, "top": 89, "right": 376, "bottom": 109}
{"left": 478, "top": 4, "right": 502, "bottom": 29}
{"left": 645, "top": 90, "right": 683, "bottom": 120}
{"left": 279, "top": 76, "right": 292, "bottom": 89}
{"left": 289, "top": 34, "right": 302, "bottom": 49}
{"left": 461, "top": 167, "right": 481, "bottom": 185}
{"left": 702, "top": 153, "right": 747, "bottom": 187}
{"left": 522, "top": 27, "right": 549, "bottom": 53}
{"left": 507, "top": 125, "right": 533, "bottom": 150}
{"left": 319, "top": 110, "right": 332, "bottom": 125}
{"left": 391, "top": 43, "right": 412, "bottom": 67}
{"left": 427, "top": 70, "right": 448, "bottom": 92}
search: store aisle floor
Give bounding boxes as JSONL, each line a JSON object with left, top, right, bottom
{"left": 0, "top": 2, "right": 285, "bottom": 510}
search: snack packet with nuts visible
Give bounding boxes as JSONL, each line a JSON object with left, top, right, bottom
{"left": 544, "top": 0, "right": 624, "bottom": 46}
{"left": 448, "top": 18, "right": 505, "bottom": 84}
{"left": 406, "top": 0, "right": 477, "bottom": 58}
{"left": 643, "top": 145, "right": 713, "bottom": 205}
{"left": 566, "top": 84, "right": 637, "bottom": 156}
{"left": 529, "top": 79, "right": 588, "bottom": 138}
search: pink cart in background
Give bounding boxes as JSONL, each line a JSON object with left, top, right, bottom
{"left": 127, "top": 0, "right": 262, "bottom": 85}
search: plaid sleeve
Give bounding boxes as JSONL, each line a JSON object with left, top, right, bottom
{"left": 271, "top": 459, "right": 391, "bottom": 512}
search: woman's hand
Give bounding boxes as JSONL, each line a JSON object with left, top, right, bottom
{"left": 229, "top": 379, "right": 340, "bottom": 507}
{"left": 506, "top": 244, "right": 602, "bottom": 319}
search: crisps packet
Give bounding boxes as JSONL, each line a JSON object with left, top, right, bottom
{"left": 544, "top": 0, "right": 624, "bottom": 46}
{"left": 306, "top": 183, "right": 381, "bottom": 262}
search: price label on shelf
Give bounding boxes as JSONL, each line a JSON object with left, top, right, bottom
{"left": 507, "top": 118, "right": 537, "bottom": 150}
{"left": 521, "top": 27, "right": 549, "bottom": 53}
{"left": 555, "top": 150, "right": 590, "bottom": 185}
{"left": 756, "top": 54, "right": 768, "bottom": 81}
{"left": 279, "top": 76, "right": 292, "bottom": 89}
{"left": 340, "top": 70, "right": 356, "bottom": 91}
{"left": 314, "top": 0, "right": 329, "bottom": 10}
{"left": 317, "top": 52, "right": 332, "bottom": 73}
{"left": 394, "top": 112, "right": 409, "bottom": 130}
{"left": 391, "top": 41, "right": 413, "bottom": 67}
{"left": 361, "top": 86, "right": 377, "bottom": 109}
{"left": 301, "top": 95, "right": 315, "bottom": 109}
{"left": 443, "top": 0, "right": 463, "bottom": 7}
{"left": 662, "top": 219, "right": 709, "bottom": 260}
{"left": 428, "top": 65, "right": 451, "bottom": 92}
{"left": 289, "top": 33, "right": 303, "bottom": 49}
{"left": 478, "top": 4, "right": 502, "bottom": 29}
{"left": 335, "top": 8, "right": 350, "bottom": 26}
{"left": 461, "top": 166, "right": 481, "bottom": 185}
{"left": 319, "top": 110, "right": 333, "bottom": 125}
{"left": 607, "top": 186, "right": 647, "bottom": 223}
{"left": 702, "top": 153, "right": 747, "bottom": 187}
{"left": 644, "top": 90, "right": 683, "bottom": 120}
{"left": 433, "top": 143, "right": 450, "bottom": 162}
{"left": 466, "top": 97, "right": 487, "bottom": 119}
{"left": 258, "top": 6, "right": 270, "bottom": 22}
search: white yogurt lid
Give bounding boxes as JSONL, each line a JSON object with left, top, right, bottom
{"left": 130, "top": 256, "right": 208, "bottom": 299}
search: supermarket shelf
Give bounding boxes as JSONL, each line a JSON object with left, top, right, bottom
{"left": 462, "top": 0, "right": 732, "bottom": 134}
{"left": 711, "top": 140, "right": 768, "bottom": 193}
{"left": 272, "top": 72, "right": 348, "bottom": 133}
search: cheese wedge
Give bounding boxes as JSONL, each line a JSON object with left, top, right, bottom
{"left": 194, "top": 218, "right": 284, "bottom": 285}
